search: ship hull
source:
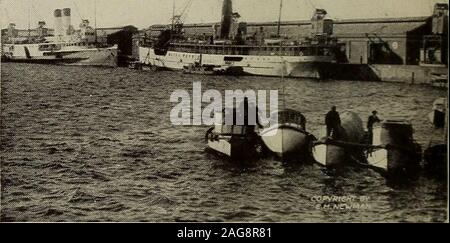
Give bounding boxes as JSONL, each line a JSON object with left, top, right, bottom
{"left": 3, "top": 45, "right": 118, "bottom": 67}
{"left": 139, "top": 47, "right": 333, "bottom": 79}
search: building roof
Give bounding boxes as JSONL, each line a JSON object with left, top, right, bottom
{"left": 146, "top": 16, "right": 429, "bottom": 28}
{"left": 247, "top": 16, "right": 430, "bottom": 26}
{"left": 162, "top": 16, "right": 431, "bottom": 38}
{"left": 332, "top": 21, "right": 428, "bottom": 37}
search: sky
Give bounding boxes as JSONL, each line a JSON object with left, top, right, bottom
{"left": 0, "top": 0, "right": 447, "bottom": 29}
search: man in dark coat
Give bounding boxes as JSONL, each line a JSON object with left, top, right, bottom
{"left": 325, "top": 106, "right": 341, "bottom": 138}
{"left": 367, "top": 111, "right": 382, "bottom": 143}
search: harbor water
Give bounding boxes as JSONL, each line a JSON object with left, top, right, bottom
{"left": 1, "top": 63, "right": 447, "bottom": 222}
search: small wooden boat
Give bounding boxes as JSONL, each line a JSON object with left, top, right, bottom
{"left": 259, "top": 109, "right": 314, "bottom": 160}
{"left": 128, "top": 60, "right": 143, "bottom": 70}
{"left": 183, "top": 63, "right": 216, "bottom": 75}
{"left": 424, "top": 144, "right": 447, "bottom": 177}
{"left": 366, "top": 120, "right": 422, "bottom": 175}
{"left": 428, "top": 98, "right": 447, "bottom": 128}
{"left": 312, "top": 111, "right": 366, "bottom": 167}
{"left": 430, "top": 73, "right": 448, "bottom": 89}
{"left": 206, "top": 123, "right": 261, "bottom": 160}
{"left": 424, "top": 98, "right": 448, "bottom": 177}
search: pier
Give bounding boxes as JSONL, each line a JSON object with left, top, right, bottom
{"left": 2, "top": 4, "right": 448, "bottom": 84}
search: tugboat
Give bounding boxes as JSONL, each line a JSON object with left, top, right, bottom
{"left": 139, "top": 0, "right": 342, "bottom": 79}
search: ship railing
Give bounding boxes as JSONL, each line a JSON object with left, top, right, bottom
{"left": 169, "top": 42, "right": 337, "bottom": 49}
{"left": 168, "top": 42, "right": 336, "bottom": 56}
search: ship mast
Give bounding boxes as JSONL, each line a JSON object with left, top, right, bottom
{"left": 171, "top": 0, "right": 175, "bottom": 39}
{"left": 94, "top": 0, "right": 97, "bottom": 44}
{"left": 444, "top": 98, "right": 448, "bottom": 143}
{"left": 28, "top": 2, "right": 31, "bottom": 42}
{"left": 278, "top": 0, "right": 286, "bottom": 109}
{"left": 277, "top": 0, "right": 283, "bottom": 37}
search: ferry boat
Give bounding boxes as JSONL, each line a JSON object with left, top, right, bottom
{"left": 2, "top": 42, "right": 118, "bottom": 67}
{"left": 1, "top": 8, "right": 118, "bottom": 67}
{"left": 139, "top": 1, "right": 341, "bottom": 79}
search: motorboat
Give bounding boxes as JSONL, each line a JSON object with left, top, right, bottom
{"left": 259, "top": 109, "right": 314, "bottom": 160}
{"left": 366, "top": 120, "right": 422, "bottom": 175}
{"left": 428, "top": 98, "right": 447, "bottom": 128}
{"left": 312, "top": 111, "right": 366, "bottom": 167}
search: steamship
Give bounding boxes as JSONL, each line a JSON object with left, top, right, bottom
{"left": 1, "top": 8, "right": 118, "bottom": 67}
{"left": 138, "top": 0, "right": 341, "bottom": 79}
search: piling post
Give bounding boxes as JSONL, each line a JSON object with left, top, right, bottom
{"left": 444, "top": 98, "right": 448, "bottom": 143}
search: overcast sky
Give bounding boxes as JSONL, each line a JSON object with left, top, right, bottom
{"left": 0, "top": 0, "right": 446, "bottom": 29}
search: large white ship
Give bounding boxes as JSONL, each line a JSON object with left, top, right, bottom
{"left": 2, "top": 8, "right": 118, "bottom": 67}
{"left": 138, "top": 0, "right": 340, "bottom": 79}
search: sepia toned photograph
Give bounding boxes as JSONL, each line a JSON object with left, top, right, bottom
{"left": 0, "top": 0, "right": 448, "bottom": 225}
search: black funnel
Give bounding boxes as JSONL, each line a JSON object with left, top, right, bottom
{"left": 220, "top": 0, "right": 233, "bottom": 39}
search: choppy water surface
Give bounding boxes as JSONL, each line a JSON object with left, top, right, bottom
{"left": 1, "top": 63, "right": 447, "bottom": 222}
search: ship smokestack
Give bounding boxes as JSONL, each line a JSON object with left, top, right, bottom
{"left": 62, "top": 8, "right": 72, "bottom": 36}
{"left": 54, "top": 9, "right": 63, "bottom": 38}
{"left": 220, "top": 0, "right": 233, "bottom": 39}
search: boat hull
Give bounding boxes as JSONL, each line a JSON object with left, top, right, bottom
{"left": 424, "top": 144, "right": 447, "bottom": 177}
{"left": 207, "top": 137, "right": 252, "bottom": 159}
{"left": 3, "top": 45, "right": 118, "bottom": 67}
{"left": 139, "top": 47, "right": 333, "bottom": 79}
{"left": 312, "top": 112, "right": 366, "bottom": 167}
{"left": 313, "top": 143, "right": 346, "bottom": 167}
{"left": 367, "top": 122, "right": 422, "bottom": 175}
{"left": 206, "top": 127, "right": 260, "bottom": 160}
{"left": 260, "top": 125, "right": 310, "bottom": 159}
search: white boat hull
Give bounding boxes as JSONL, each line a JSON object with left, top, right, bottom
{"left": 366, "top": 148, "right": 388, "bottom": 171}
{"left": 206, "top": 125, "right": 260, "bottom": 160}
{"left": 312, "top": 112, "right": 366, "bottom": 167}
{"left": 139, "top": 47, "right": 333, "bottom": 78}
{"left": 3, "top": 44, "right": 118, "bottom": 67}
{"left": 260, "top": 125, "right": 309, "bottom": 158}
{"left": 208, "top": 139, "right": 233, "bottom": 157}
{"left": 367, "top": 124, "right": 421, "bottom": 175}
{"left": 312, "top": 144, "right": 347, "bottom": 167}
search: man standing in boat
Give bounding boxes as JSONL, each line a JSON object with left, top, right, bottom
{"left": 237, "top": 98, "right": 263, "bottom": 133}
{"left": 325, "top": 106, "right": 341, "bottom": 138}
{"left": 367, "top": 111, "right": 382, "bottom": 143}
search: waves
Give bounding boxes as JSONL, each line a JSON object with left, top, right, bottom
{"left": 1, "top": 63, "right": 447, "bottom": 222}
